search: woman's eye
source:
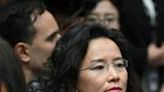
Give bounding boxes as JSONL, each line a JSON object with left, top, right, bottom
{"left": 115, "top": 63, "right": 125, "bottom": 68}
{"left": 90, "top": 65, "right": 105, "bottom": 70}
{"left": 106, "top": 16, "right": 116, "bottom": 22}
{"left": 107, "top": 18, "right": 114, "bottom": 22}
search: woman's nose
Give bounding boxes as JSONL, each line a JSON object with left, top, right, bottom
{"left": 107, "top": 66, "right": 120, "bottom": 82}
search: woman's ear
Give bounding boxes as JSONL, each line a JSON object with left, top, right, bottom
{"left": 14, "top": 42, "right": 30, "bottom": 63}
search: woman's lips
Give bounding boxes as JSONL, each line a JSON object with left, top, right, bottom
{"left": 105, "top": 87, "right": 122, "bottom": 92}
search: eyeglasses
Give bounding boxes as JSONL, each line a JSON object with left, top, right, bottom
{"left": 85, "top": 15, "right": 118, "bottom": 24}
{"left": 81, "top": 58, "right": 128, "bottom": 76}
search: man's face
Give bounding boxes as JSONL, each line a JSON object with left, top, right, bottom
{"left": 28, "top": 10, "right": 60, "bottom": 76}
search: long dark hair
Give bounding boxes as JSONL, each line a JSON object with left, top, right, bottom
{"left": 47, "top": 23, "right": 141, "bottom": 92}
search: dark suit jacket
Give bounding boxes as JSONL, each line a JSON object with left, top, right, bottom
{"left": 117, "top": 0, "right": 164, "bottom": 79}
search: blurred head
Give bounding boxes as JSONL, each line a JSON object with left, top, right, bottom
{"left": 0, "top": 37, "right": 26, "bottom": 92}
{"left": 85, "top": 0, "right": 120, "bottom": 29}
{"left": 0, "top": 1, "right": 60, "bottom": 83}
{"left": 48, "top": 24, "right": 139, "bottom": 92}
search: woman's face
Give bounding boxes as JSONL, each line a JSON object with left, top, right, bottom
{"left": 77, "top": 37, "right": 127, "bottom": 92}
{"left": 85, "top": 0, "right": 119, "bottom": 29}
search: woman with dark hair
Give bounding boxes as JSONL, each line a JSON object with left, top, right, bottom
{"left": 47, "top": 23, "right": 142, "bottom": 92}
{"left": 84, "top": 0, "right": 120, "bottom": 30}
{"left": 43, "top": 0, "right": 119, "bottom": 35}
{"left": 0, "top": 37, "right": 26, "bottom": 92}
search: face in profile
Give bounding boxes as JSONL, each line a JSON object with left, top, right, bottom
{"left": 85, "top": 0, "right": 119, "bottom": 29}
{"left": 28, "top": 10, "right": 61, "bottom": 75}
{"left": 77, "top": 37, "right": 128, "bottom": 92}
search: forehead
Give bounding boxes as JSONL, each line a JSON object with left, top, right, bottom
{"left": 84, "top": 37, "right": 122, "bottom": 60}
{"left": 32, "top": 10, "right": 59, "bottom": 37}
{"left": 92, "top": 0, "right": 118, "bottom": 14}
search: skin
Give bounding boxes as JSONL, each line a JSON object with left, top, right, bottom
{"left": 86, "top": 0, "right": 120, "bottom": 29}
{"left": 0, "top": 82, "right": 8, "bottom": 92}
{"left": 19, "top": 10, "right": 61, "bottom": 83}
{"left": 77, "top": 37, "right": 127, "bottom": 92}
{"left": 160, "top": 84, "right": 164, "bottom": 92}
{"left": 148, "top": 43, "right": 164, "bottom": 66}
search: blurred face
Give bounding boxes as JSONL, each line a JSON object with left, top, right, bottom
{"left": 77, "top": 37, "right": 128, "bottom": 92}
{"left": 85, "top": 0, "right": 119, "bottom": 29}
{"left": 28, "top": 10, "right": 61, "bottom": 76}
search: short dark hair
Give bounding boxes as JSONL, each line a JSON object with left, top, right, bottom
{"left": 0, "top": 37, "right": 26, "bottom": 92}
{"left": 47, "top": 23, "right": 141, "bottom": 92}
{"left": 0, "top": 0, "right": 46, "bottom": 47}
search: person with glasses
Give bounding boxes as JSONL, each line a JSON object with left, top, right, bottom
{"left": 85, "top": 0, "right": 120, "bottom": 30}
{"left": 43, "top": 0, "right": 119, "bottom": 35}
{"left": 46, "top": 23, "right": 142, "bottom": 92}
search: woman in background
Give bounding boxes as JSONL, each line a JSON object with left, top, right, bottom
{"left": 84, "top": 0, "right": 120, "bottom": 29}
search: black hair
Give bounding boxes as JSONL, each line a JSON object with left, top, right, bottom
{"left": 43, "top": 0, "right": 99, "bottom": 28}
{"left": 0, "top": 37, "right": 26, "bottom": 92}
{"left": 47, "top": 23, "right": 141, "bottom": 92}
{"left": 0, "top": 0, "right": 46, "bottom": 47}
